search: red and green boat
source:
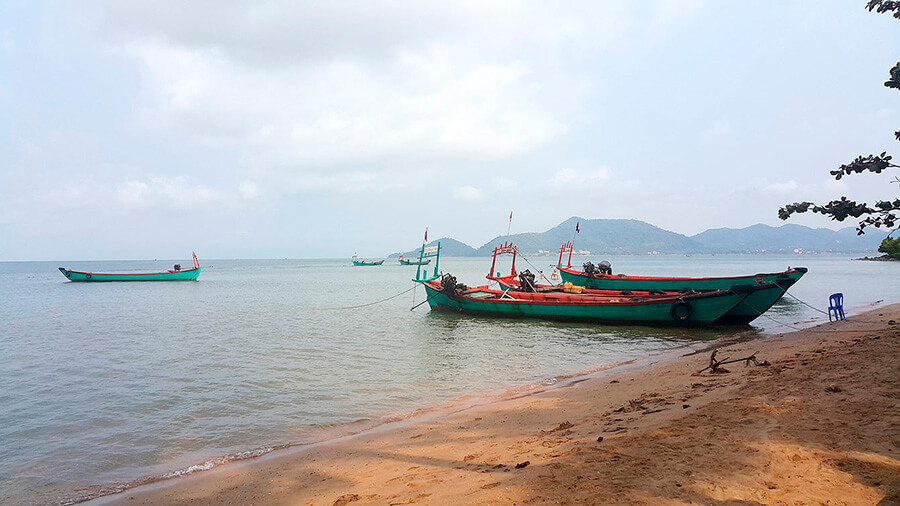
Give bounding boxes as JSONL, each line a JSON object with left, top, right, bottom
{"left": 58, "top": 253, "right": 201, "bottom": 282}
{"left": 420, "top": 274, "right": 747, "bottom": 325}
{"left": 550, "top": 242, "right": 807, "bottom": 324}
{"left": 413, "top": 242, "right": 748, "bottom": 325}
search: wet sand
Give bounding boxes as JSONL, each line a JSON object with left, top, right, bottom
{"left": 95, "top": 304, "right": 900, "bottom": 505}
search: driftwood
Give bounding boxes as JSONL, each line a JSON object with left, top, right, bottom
{"left": 697, "top": 349, "right": 770, "bottom": 374}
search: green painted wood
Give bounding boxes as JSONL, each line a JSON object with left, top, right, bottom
{"left": 413, "top": 243, "right": 442, "bottom": 283}
{"left": 421, "top": 281, "right": 745, "bottom": 325}
{"left": 399, "top": 258, "right": 430, "bottom": 265}
{"left": 493, "top": 274, "right": 793, "bottom": 325}
{"left": 556, "top": 267, "right": 805, "bottom": 324}
{"left": 58, "top": 266, "right": 200, "bottom": 282}
{"left": 558, "top": 267, "right": 806, "bottom": 292}
{"left": 713, "top": 281, "right": 796, "bottom": 324}
{"left": 352, "top": 259, "right": 384, "bottom": 266}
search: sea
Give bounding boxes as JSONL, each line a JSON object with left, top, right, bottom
{"left": 1, "top": 253, "right": 897, "bottom": 505}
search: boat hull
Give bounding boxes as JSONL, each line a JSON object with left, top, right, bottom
{"left": 353, "top": 260, "right": 384, "bottom": 266}
{"left": 58, "top": 267, "right": 200, "bottom": 282}
{"left": 422, "top": 281, "right": 745, "bottom": 325}
{"left": 493, "top": 276, "right": 797, "bottom": 325}
{"left": 557, "top": 267, "right": 806, "bottom": 323}
{"left": 557, "top": 267, "right": 807, "bottom": 292}
{"left": 713, "top": 277, "right": 801, "bottom": 324}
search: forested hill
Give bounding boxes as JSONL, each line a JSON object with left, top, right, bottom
{"left": 394, "top": 217, "right": 884, "bottom": 257}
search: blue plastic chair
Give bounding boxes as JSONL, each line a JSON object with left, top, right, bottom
{"left": 828, "top": 293, "right": 845, "bottom": 321}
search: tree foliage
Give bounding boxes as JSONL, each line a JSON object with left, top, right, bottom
{"left": 779, "top": 2, "right": 900, "bottom": 236}
{"left": 879, "top": 236, "right": 900, "bottom": 258}
{"left": 866, "top": 0, "right": 900, "bottom": 18}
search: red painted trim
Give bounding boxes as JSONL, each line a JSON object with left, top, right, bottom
{"left": 557, "top": 266, "right": 803, "bottom": 283}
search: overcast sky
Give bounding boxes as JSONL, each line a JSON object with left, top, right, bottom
{"left": 1, "top": 1, "right": 898, "bottom": 260}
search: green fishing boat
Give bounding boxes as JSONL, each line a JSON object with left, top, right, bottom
{"left": 420, "top": 275, "right": 746, "bottom": 325}
{"left": 488, "top": 242, "right": 801, "bottom": 325}
{"left": 352, "top": 255, "right": 384, "bottom": 266}
{"left": 552, "top": 242, "right": 806, "bottom": 323}
{"left": 58, "top": 253, "right": 201, "bottom": 282}
{"left": 398, "top": 254, "right": 430, "bottom": 266}
{"left": 412, "top": 241, "right": 745, "bottom": 325}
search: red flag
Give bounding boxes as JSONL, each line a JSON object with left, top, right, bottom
{"left": 576, "top": 222, "right": 580, "bottom": 233}
{"left": 509, "top": 211, "right": 513, "bottom": 221}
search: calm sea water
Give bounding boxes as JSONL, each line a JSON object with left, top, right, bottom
{"left": 1, "top": 253, "right": 897, "bottom": 505}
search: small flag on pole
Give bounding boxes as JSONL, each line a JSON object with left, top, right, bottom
{"left": 576, "top": 222, "right": 580, "bottom": 233}
{"left": 509, "top": 211, "right": 513, "bottom": 221}
{"left": 424, "top": 228, "right": 428, "bottom": 242}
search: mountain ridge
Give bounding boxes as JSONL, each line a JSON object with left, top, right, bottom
{"left": 392, "top": 217, "right": 883, "bottom": 257}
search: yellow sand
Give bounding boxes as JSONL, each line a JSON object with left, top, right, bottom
{"left": 97, "top": 304, "right": 900, "bottom": 505}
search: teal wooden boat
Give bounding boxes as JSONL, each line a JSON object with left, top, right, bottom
{"left": 58, "top": 253, "right": 200, "bottom": 282}
{"left": 493, "top": 273, "right": 791, "bottom": 325}
{"left": 399, "top": 254, "right": 430, "bottom": 266}
{"left": 352, "top": 255, "right": 384, "bottom": 266}
{"left": 553, "top": 242, "right": 806, "bottom": 321}
{"left": 488, "top": 242, "right": 802, "bottom": 325}
{"left": 420, "top": 275, "right": 746, "bottom": 325}
{"left": 413, "top": 242, "right": 745, "bottom": 325}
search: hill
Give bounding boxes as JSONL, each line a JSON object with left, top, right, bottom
{"left": 475, "top": 217, "right": 703, "bottom": 255}
{"left": 392, "top": 237, "right": 476, "bottom": 258}
{"left": 393, "top": 218, "right": 884, "bottom": 257}
{"left": 690, "top": 224, "right": 882, "bottom": 253}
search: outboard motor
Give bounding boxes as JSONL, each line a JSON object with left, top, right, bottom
{"left": 518, "top": 269, "right": 537, "bottom": 292}
{"left": 583, "top": 262, "right": 596, "bottom": 278}
{"left": 440, "top": 273, "right": 458, "bottom": 295}
{"left": 597, "top": 260, "right": 612, "bottom": 275}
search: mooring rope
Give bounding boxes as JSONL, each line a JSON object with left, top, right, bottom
{"left": 731, "top": 292, "right": 896, "bottom": 332}
{"left": 516, "top": 252, "right": 561, "bottom": 286}
{"left": 410, "top": 289, "right": 442, "bottom": 311}
{"left": 784, "top": 291, "right": 830, "bottom": 316}
{"left": 329, "top": 285, "right": 417, "bottom": 310}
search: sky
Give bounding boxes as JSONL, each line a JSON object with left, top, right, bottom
{"left": 1, "top": 1, "right": 898, "bottom": 261}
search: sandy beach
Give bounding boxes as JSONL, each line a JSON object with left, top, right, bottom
{"left": 96, "top": 304, "right": 900, "bottom": 506}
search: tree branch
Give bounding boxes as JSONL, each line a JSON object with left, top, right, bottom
{"left": 866, "top": 0, "right": 900, "bottom": 19}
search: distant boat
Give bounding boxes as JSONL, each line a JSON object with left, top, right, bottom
{"left": 352, "top": 255, "right": 384, "bottom": 266}
{"left": 399, "top": 254, "right": 430, "bottom": 266}
{"left": 58, "top": 253, "right": 201, "bottom": 282}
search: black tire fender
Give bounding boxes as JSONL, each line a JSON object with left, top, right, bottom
{"left": 670, "top": 301, "right": 693, "bottom": 321}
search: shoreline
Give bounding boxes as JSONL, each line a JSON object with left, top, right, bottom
{"left": 78, "top": 339, "right": 710, "bottom": 505}
{"left": 89, "top": 303, "right": 900, "bottom": 505}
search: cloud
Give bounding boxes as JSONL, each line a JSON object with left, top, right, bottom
{"left": 551, "top": 167, "right": 612, "bottom": 186}
{"left": 453, "top": 185, "right": 484, "bottom": 201}
{"left": 491, "top": 177, "right": 518, "bottom": 192}
{"left": 702, "top": 117, "right": 734, "bottom": 143}
{"left": 95, "top": 2, "right": 629, "bottom": 66}
{"left": 649, "top": 0, "right": 706, "bottom": 30}
{"left": 115, "top": 176, "right": 220, "bottom": 210}
{"left": 73, "top": 0, "right": 640, "bottom": 199}
{"left": 765, "top": 180, "right": 799, "bottom": 193}
{"left": 124, "top": 39, "right": 570, "bottom": 166}
{"left": 238, "top": 181, "right": 261, "bottom": 200}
